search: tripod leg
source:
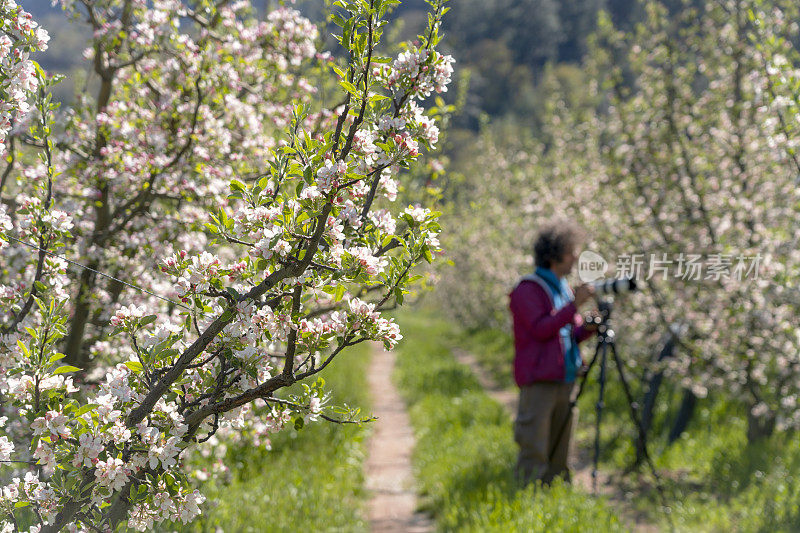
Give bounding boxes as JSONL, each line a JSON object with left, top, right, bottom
{"left": 593, "top": 339, "right": 609, "bottom": 495}
{"left": 573, "top": 340, "right": 600, "bottom": 404}
{"left": 609, "top": 342, "right": 675, "bottom": 530}
{"left": 546, "top": 342, "right": 600, "bottom": 465}
{"left": 608, "top": 341, "right": 648, "bottom": 461}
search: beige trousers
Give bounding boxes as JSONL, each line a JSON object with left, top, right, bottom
{"left": 514, "top": 382, "right": 577, "bottom": 485}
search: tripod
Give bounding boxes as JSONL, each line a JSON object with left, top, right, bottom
{"left": 548, "top": 297, "right": 673, "bottom": 525}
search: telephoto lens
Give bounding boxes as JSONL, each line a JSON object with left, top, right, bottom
{"left": 590, "top": 276, "right": 638, "bottom": 295}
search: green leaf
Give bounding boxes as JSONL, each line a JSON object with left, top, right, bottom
{"left": 342, "top": 19, "right": 353, "bottom": 47}
{"left": 124, "top": 361, "right": 144, "bottom": 373}
{"left": 16, "top": 340, "right": 31, "bottom": 359}
{"left": 53, "top": 365, "right": 81, "bottom": 375}
{"left": 340, "top": 80, "right": 358, "bottom": 95}
{"left": 48, "top": 353, "right": 66, "bottom": 364}
{"left": 139, "top": 315, "right": 157, "bottom": 327}
{"left": 303, "top": 165, "right": 313, "bottom": 184}
{"left": 422, "top": 247, "right": 433, "bottom": 264}
{"left": 334, "top": 284, "right": 346, "bottom": 303}
{"left": 381, "top": 234, "right": 395, "bottom": 248}
{"left": 74, "top": 403, "right": 99, "bottom": 417}
{"left": 14, "top": 501, "right": 29, "bottom": 508}
{"left": 331, "top": 13, "right": 346, "bottom": 28}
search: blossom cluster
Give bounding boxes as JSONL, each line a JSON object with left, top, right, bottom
{"left": 0, "top": 0, "right": 50, "bottom": 145}
{"left": 374, "top": 47, "right": 454, "bottom": 99}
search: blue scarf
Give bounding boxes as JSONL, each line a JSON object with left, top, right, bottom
{"left": 535, "top": 266, "right": 581, "bottom": 383}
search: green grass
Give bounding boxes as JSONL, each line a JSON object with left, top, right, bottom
{"left": 453, "top": 326, "right": 515, "bottom": 387}
{"left": 180, "top": 343, "right": 372, "bottom": 533}
{"left": 631, "top": 404, "right": 800, "bottom": 532}
{"left": 393, "top": 309, "right": 623, "bottom": 532}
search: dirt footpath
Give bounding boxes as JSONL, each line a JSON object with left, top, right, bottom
{"left": 364, "top": 344, "right": 432, "bottom": 533}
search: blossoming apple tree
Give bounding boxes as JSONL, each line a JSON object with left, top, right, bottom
{"left": 589, "top": 0, "right": 800, "bottom": 440}
{"left": 0, "top": 0, "right": 453, "bottom": 530}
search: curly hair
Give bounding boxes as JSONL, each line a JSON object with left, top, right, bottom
{"left": 533, "top": 218, "right": 585, "bottom": 269}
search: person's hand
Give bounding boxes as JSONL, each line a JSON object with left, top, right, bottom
{"left": 573, "top": 283, "right": 595, "bottom": 308}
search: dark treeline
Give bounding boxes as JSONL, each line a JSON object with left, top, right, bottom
{"left": 425, "top": 0, "right": 711, "bottom": 129}
{"left": 28, "top": 0, "right": 710, "bottom": 127}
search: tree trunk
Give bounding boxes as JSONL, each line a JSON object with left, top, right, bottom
{"left": 63, "top": 266, "right": 96, "bottom": 368}
{"left": 634, "top": 329, "right": 677, "bottom": 466}
{"left": 667, "top": 388, "right": 697, "bottom": 444}
{"left": 747, "top": 408, "right": 776, "bottom": 443}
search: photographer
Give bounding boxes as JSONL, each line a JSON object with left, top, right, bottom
{"left": 509, "top": 218, "right": 598, "bottom": 486}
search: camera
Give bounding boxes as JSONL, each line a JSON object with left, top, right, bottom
{"left": 590, "top": 276, "right": 638, "bottom": 295}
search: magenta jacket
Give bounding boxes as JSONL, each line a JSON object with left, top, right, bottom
{"left": 509, "top": 276, "right": 594, "bottom": 387}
